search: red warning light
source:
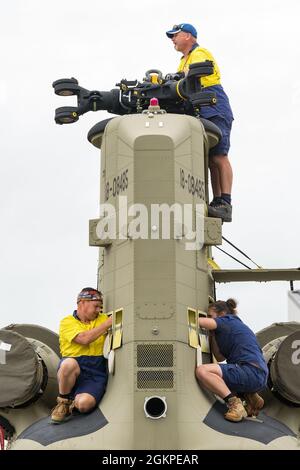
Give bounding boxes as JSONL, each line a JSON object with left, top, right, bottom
{"left": 150, "top": 98, "right": 159, "bottom": 106}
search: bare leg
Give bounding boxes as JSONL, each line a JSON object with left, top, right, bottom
{"left": 57, "top": 358, "right": 80, "bottom": 395}
{"left": 195, "top": 363, "right": 231, "bottom": 398}
{"left": 210, "top": 154, "right": 233, "bottom": 195}
{"left": 74, "top": 393, "right": 96, "bottom": 413}
{"left": 209, "top": 159, "right": 221, "bottom": 198}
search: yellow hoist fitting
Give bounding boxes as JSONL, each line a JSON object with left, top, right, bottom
{"left": 150, "top": 74, "right": 159, "bottom": 84}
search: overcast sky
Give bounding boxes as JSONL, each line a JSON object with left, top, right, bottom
{"left": 1, "top": 0, "right": 300, "bottom": 333}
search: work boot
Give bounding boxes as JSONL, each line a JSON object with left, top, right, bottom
{"left": 209, "top": 197, "right": 223, "bottom": 207}
{"left": 51, "top": 397, "right": 74, "bottom": 424}
{"left": 208, "top": 200, "right": 232, "bottom": 223}
{"left": 224, "top": 397, "right": 247, "bottom": 422}
{"left": 244, "top": 393, "right": 264, "bottom": 417}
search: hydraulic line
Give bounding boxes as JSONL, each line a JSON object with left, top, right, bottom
{"left": 215, "top": 246, "right": 251, "bottom": 269}
{"left": 222, "top": 236, "right": 262, "bottom": 269}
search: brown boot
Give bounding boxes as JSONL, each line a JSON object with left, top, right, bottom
{"left": 224, "top": 397, "right": 247, "bottom": 422}
{"left": 244, "top": 393, "right": 264, "bottom": 416}
{"left": 51, "top": 397, "right": 74, "bottom": 424}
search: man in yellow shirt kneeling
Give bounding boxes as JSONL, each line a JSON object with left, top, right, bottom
{"left": 51, "top": 287, "right": 112, "bottom": 424}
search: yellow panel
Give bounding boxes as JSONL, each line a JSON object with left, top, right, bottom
{"left": 112, "top": 308, "right": 123, "bottom": 350}
{"left": 187, "top": 307, "right": 198, "bottom": 349}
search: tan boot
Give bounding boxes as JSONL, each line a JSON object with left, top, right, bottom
{"left": 224, "top": 397, "right": 247, "bottom": 422}
{"left": 51, "top": 397, "right": 74, "bottom": 424}
{"left": 244, "top": 393, "right": 264, "bottom": 417}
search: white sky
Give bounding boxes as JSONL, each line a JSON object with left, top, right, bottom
{"left": 0, "top": 0, "right": 300, "bottom": 333}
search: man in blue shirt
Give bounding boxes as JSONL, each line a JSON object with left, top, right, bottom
{"left": 196, "top": 298, "right": 268, "bottom": 422}
{"left": 166, "top": 23, "right": 234, "bottom": 222}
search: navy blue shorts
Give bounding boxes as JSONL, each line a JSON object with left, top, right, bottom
{"left": 58, "top": 356, "right": 108, "bottom": 404}
{"left": 208, "top": 115, "right": 233, "bottom": 157}
{"left": 219, "top": 363, "right": 268, "bottom": 394}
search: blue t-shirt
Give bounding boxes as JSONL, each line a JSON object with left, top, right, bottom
{"left": 215, "top": 315, "right": 268, "bottom": 372}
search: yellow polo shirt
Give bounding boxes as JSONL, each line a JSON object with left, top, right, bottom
{"left": 178, "top": 46, "right": 221, "bottom": 88}
{"left": 59, "top": 313, "right": 109, "bottom": 357}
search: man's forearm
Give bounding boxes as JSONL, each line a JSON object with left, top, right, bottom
{"left": 75, "top": 318, "right": 112, "bottom": 345}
